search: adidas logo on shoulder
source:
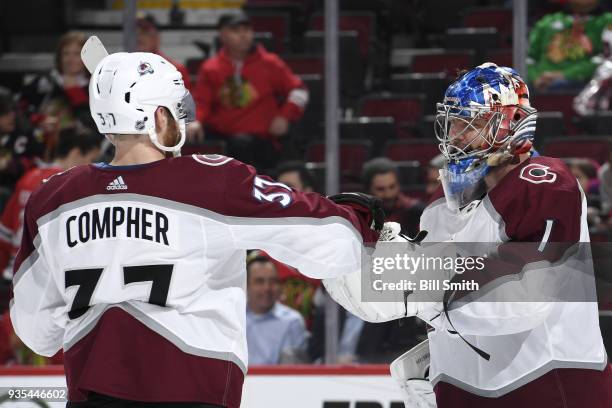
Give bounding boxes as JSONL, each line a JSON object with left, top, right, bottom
{"left": 107, "top": 176, "right": 128, "bottom": 191}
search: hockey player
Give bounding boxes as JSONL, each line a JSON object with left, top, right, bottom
{"left": 325, "top": 63, "right": 612, "bottom": 407}
{"left": 9, "top": 49, "right": 384, "bottom": 407}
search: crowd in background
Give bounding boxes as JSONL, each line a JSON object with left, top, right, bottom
{"left": 0, "top": 0, "right": 611, "bottom": 365}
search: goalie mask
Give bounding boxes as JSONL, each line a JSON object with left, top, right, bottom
{"left": 88, "top": 52, "right": 195, "bottom": 156}
{"left": 435, "top": 62, "right": 538, "bottom": 210}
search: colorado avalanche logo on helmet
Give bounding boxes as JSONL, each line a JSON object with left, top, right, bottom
{"left": 137, "top": 61, "right": 154, "bottom": 76}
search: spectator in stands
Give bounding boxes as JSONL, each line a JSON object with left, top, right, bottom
{"left": 425, "top": 154, "right": 445, "bottom": 201}
{"left": 0, "top": 127, "right": 99, "bottom": 366}
{"left": 136, "top": 13, "right": 204, "bottom": 142}
{"left": 0, "top": 127, "right": 100, "bottom": 283}
{"left": 566, "top": 157, "right": 602, "bottom": 228}
{"left": 246, "top": 251, "right": 309, "bottom": 365}
{"left": 567, "top": 157, "right": 599, "bottom": 194}
{"left": 19, "top": 31, "right": 94, "bottom": 144}
{"left": 276, "top": 161, "right": 316, "bottom": 193}
{"left": 362, "top": 157, "right": 424, "bottom": 236}
{"left": 0, "top": 88, "right": 44, "bottom": 197}
{"left": 599, "top": 144, "right": 612, "bottom": 215}
{"left": 136, "top": 13, "right": 193, "bottom": 90}
{"left": 307, "top": 301, "right": 365, "bottom": 364}
{"left": 193, "top": 11, "right": 309, "bottom": 172}
{"left": 308, "top": 289, "right": 427, "bottom": 364}
{"left": 528, "top": 0, "right": 612, "bottom": 91}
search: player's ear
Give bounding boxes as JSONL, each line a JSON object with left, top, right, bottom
{"left": 154, "top": 106, "right": 169, "bottom": 135}
{"left": 154, "top": 106, "right": 180, "bottom": 149}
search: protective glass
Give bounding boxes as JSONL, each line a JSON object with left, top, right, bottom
{"left": 177, "top": 91, "right": 197, "bottom": 124}
{"left": 439, "top": 158, "right": 489, "bottom": 211}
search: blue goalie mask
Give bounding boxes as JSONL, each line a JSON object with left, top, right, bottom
{"left": 435, "top": 63, "right": 538, "bottom": 210}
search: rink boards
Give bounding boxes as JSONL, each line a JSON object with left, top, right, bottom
{"left": 0, "top": 365, "right": 405, "bottom": 407}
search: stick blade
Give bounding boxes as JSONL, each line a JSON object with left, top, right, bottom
{"left": 81, "top": 36, "right": 109, "bottom": 74}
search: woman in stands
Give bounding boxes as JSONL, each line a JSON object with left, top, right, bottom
{"left": 19, "top": 31, "right": 94, "bottom": 159}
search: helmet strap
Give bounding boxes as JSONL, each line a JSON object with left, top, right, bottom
{"left": 104, "top": 134, "right": 116, "bottom": 146}
{"left": 147, "top": 122, "right": 185, "bottom": 158}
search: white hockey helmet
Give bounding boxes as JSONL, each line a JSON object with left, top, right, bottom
{"left": 89, "top": 52, "right": 193, "bottom": 156}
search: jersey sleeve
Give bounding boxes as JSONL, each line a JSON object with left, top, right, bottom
{"left": 493, "top": 162, "right": 582, "bottom": 244}
{"left": 9, "top": 196, "right": 65, "bottom": 357}
{"left": 224, "top": 160, "right": 378, "bottom": 280}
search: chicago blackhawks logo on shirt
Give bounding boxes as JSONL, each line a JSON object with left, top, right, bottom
{"left": 219, "top": 75, "right": 258, "bottom": 108}
{"left": 547, "top": 25, "right": 593, "bottom": 63}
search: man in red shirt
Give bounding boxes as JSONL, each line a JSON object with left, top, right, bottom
{"left": 193, "top": 12, "right": 309, "bottom": 171}
{"left": 0, "top": 127, "right": 100, "bottom": 279}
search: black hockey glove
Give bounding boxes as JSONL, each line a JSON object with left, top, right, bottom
{"left": 327, "top": 192, "right": 385, "bottom": 232}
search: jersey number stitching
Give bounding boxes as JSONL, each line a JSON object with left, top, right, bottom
{"left": 252, "top": 176, "right": 292, "bottom": 208}
{"left": 65, "top": 264, "right": 174, "bottom": 319}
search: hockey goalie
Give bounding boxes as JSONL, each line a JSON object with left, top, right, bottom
{"left": 324, "top": 63, "right": 612, "bottom": 407}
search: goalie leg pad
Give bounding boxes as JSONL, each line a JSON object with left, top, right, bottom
{"left": 390, "top": 340, "right": 437, "bottom": 408}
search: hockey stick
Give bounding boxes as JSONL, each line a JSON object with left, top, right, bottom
{"left": 81, "top": 36, "right": 109, "bottom": 74}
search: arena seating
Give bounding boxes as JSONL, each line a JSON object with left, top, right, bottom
{"left": 445, "top": 27, "right": 499, "bottom": 63}
{"left": 339, "top": 117, "right": 396, "bottom": 157}
{"left": 306, "top": 140, "right": 372, "bottom": 182}
{"left": 532, "top": 111, "right": 566, "bottom": 150}
{"left": 388, "top": 73, "right": 450, "bottom": 115}
{"left": 248, "top": 12, "right": 291, "bottom": 53}
{"left": 484, "top": 49, "right": 513, "bottom": 68}
{"left": 543, "top": 137, "right": 612, "bottom": 164}
{"left": 462, "top": 6, "right": 513, "bottom": 47}
{"left": 309, "top": 12, "right": 377, "bottom": 60}
{"left": 532, "top": 92, "right": 581, "bottom": 135}
{"left": 358, "top": 93, "right": 425, "bottom": 138}
{"left": 576, "top": 111, "right": 612, "bottom": 136}
{"left": 302, "top": 30, "right": 365, "bottom": 96}
{"left": 384, "top": 140, "right": 440, "bottom": 167}
{"left": 411, "top": 50, "right": 475, "bottom": 76}
{"left": 284, "top": 54, "right": 325, "bottom": 76}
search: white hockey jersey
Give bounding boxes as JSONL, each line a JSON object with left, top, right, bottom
{"left": 9, "top": 155, "right": 377, "bottom": 406}
{"left": 418, "top": 156, "right": 610, "bottom": 405}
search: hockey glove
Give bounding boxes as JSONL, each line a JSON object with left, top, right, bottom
{"left": 328, "top": 192, "right": 385, "bottom": 232}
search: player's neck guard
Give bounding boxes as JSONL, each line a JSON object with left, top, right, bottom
{"left": 440, "top": 157, "right": 489, "bottom": 211}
